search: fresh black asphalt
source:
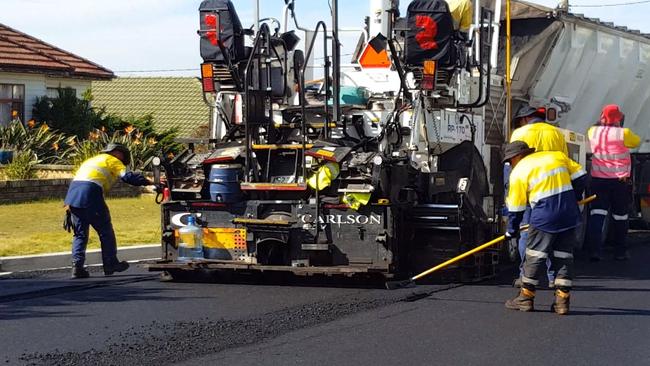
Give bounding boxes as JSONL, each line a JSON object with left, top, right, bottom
{"left": 1, "top": 233, "right": 649, "bottom": 366}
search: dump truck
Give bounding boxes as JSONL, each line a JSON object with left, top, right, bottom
{"left": 146, "top": 0, "right": 648, "bottom": 281}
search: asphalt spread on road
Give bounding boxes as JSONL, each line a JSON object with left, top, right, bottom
{"left": 2, "top": 233, "right": 649, "bottom": 366}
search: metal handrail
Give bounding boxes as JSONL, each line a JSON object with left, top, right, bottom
{"left": 242, "top": 23, "right": 289, "bottom": 183}
{"left": 299, "top": 20, "right": 331, "bottom": 180}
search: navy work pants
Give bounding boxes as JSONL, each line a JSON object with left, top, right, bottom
{"left": 518, "top": 207, "right": 554, "bottom": 282}
{"left": 585, "top": 178, "right": 631, "bottom": 258}
{"left": 522, "top": 227, "right": 575, "bottom": 291}
{"left": 70, "top": 204, "right": 118, "bottom": 267}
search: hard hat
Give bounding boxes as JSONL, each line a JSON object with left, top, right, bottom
{"left": 502, "top": 141, "right": 536, "bottom": 163}
{"left": 600, "top": 104, "right": 624, "bottom": 126}
{"left": 512, "top": 104, "right": 540, "bottom": 121}
{"left": 101, "top": 143, "right": 131, "bottom": 165}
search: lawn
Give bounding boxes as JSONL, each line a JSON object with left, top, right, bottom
{"left": 0, "top": 195, "right": 161, "bottom": 257}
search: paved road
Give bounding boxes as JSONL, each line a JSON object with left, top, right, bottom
{"left": 1, "top": 234, "right": 649, "bottom": 366}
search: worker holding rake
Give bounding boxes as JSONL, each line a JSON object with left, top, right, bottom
{"left": 503, "top": 141, "right": 587, "bottom": 315}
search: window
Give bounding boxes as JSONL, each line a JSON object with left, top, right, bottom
{"left": 0, "top": 84, "right": 25, "bottom": 127}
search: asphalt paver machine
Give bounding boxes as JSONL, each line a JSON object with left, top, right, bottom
{"left": 147, "top": 0, "right": 506, "bottom": 282}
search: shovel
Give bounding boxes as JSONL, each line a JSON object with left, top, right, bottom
{"left": 386, "top": 194, "right": 597, "bottom": 290}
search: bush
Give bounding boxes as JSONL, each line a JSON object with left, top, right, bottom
{"left": 65, "top": 126, "right": 176, "bottom": 170}
{"left": 32, "top": 88, "right": 107, "bottom": 140}
{"left": 3, "top": 150, "right": 40, "bottom": 180}
{"left": 32, "top": 88, "right": 181, "bottom": 163}
{"left": 0, "top": 120, "right": 71, "bottom": 164}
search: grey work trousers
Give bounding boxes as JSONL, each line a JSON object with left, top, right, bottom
{"left": 521, "top": 226, "right": 575, "bottom": 291}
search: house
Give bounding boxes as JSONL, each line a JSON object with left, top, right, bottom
{"left": 91, "top": 77, "right": 210, "bottom": 137}
{"left": 0, "top": 23, "right": 114, "bottom": 127}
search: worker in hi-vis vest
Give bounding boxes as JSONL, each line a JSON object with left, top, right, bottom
{"left": 64, "top": 143, "right": 151, "bottom": 279}
{"left": 507, "top": 104, "right": 569, "bottom": 289}
{"left": 586, "top": 104, "right": 641, "bottom": 261}
{"left": 503, "top": 141, "right": 587, "bottom": 315}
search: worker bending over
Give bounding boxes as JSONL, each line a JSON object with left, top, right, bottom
{"left": 65, "top": 143, "right": 151, "bottom": 279}
{"left": 503, "top": 141, "right": 586, "bottom": 315}
{"left": 508, "top": 105, "right": 569, "bottom": 288}
{"left": 586, "top": 104, "right": 641, "bottom": 261}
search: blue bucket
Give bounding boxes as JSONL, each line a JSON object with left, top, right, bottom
{"left": 208, "top": 164, "right": 243, "bottom": 203}
{"left": 0, "top": 150, "right": 13, "bottom": 164}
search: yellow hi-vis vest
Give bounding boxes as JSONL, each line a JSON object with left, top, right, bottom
{"left": 73, "top": 153, "right": 127, "bottom": 192}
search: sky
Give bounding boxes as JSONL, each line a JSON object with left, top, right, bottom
{"left": 1, "top": 0, "right": 649, "bottom": 77}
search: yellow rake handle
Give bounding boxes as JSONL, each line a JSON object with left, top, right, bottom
{"left": 411, "top": 194, "right": 597, "bottom": 281}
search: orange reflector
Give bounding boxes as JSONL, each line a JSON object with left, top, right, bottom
{"left": 423, "top": 60, "right": 436, "bottom": 75}
{"left": 359, "top": 42, "right": 391, "bottom": 69}
{"left": 201, "top": 63, "right": 214, "bottom": 78}
{"left": 201, "top": 63, "right": 215, "bottom": 92}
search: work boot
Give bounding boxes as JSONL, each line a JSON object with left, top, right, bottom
{"left": 103, "top": 261, "right": 129, "bottom": 276}
{"left": 551, "top": 289, "right": 571, "bottom": 315}
{"left": 71, "top": 264, "right": 90, "bottom": 279}
{"left": 505, "top": 287, "right": 535, "bottom": 312}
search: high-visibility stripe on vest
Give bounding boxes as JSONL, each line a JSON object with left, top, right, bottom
{"left": 73, "top": 153, "right": 126, "bottom": 192}
{"left": 588, "top": 126, "right": 632, "bottom": 179}
{"left": 506, "top": 151, "right": 586, "bottom": 233}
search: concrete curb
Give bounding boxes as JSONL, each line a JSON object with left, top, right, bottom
{"left": 0, "top": 244, "right": 161, "bottom": 273}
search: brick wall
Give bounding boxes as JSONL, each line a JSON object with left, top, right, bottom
{"left": 0, "top": 179, "right": 141, "bottom": 205}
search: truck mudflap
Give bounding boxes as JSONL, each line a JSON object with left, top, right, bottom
{"left": 151, "top": 200, "right": 405, "bottom": 277}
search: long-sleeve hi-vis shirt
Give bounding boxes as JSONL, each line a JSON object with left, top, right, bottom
{"left": 64, "top": 153, "right": 148, "bottom": 209}
{"left": 506, "top": 151, "right": 587, "bottom": 234}
{"left": 510, "top": 121, "right": 568, "bottom": 155}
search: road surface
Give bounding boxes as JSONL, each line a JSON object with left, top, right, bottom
{"left": 1, "top": 233, "right": 649, "bottom": 366}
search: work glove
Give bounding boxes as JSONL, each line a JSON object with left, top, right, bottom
{"left": 505, "top": 230, "right": 520, "bottom": 240}
{"left": 62, "top": 208, "right": 73, "bottom": 233}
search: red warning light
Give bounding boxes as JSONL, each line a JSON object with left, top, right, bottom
{"left": 204, "top": 14, "right": 219, "bottom": 46}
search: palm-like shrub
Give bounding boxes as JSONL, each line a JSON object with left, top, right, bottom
{"left": 3, "top": 150, "right": 40, "bottom": 180}
{"left": 0, "top": 120, "right": 71, "bottom": 164}
{"left": 65, "top": 126, "right": 167, "bottom": 170}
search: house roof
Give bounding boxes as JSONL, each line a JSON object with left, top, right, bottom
{"left": 91, "top": 77, "right": 210, "bottom": 137}
{"left": 0, "top": 23, "right": 114, "bottom": 79}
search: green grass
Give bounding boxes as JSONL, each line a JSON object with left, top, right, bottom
{"left": 0, "top": 195, "right": 161, "bottom": 257}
